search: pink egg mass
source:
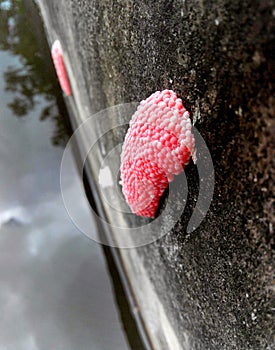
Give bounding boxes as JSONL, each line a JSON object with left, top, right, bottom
{"left": 51, "top": 40, "right": 72, "bottom": 96}
{"left": 120, "top": 90, "right": 196, "bottom": 218}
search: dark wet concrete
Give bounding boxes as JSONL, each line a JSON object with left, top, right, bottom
{"left": 37, "top": 0, "right": 274, "bottom": 349}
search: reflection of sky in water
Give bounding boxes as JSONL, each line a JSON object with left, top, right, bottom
{"left": 0, "top": 51, "right": 129, "bottom": 350}
{"left": 0, "top": 0, "right": 11, "bottom": 11}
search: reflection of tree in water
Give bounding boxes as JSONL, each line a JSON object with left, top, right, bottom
{"left": 0, "top": 0, "right": 71, "bottom": 146}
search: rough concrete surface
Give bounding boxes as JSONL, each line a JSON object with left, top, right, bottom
{"left": 38, "top": 0, "right": 274, "bottom": 349}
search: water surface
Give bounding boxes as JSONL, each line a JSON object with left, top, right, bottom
{"left": 0, "top": 1, "right": 130, "bottom": 349}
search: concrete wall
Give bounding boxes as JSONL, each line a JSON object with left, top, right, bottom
{"left": 37, "top": 1, "right": 274, "bottom": 349}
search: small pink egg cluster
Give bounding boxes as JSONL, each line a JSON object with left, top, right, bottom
{"left": 51, "top": 40, "right": 72, "bottom": 96}
{"left": 120, "top": 90, "right": 195, "bottom": 218}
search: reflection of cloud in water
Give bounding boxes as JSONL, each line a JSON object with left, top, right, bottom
{"left": 0, "top": 220, "right": 128, "bottom": 350}
{"left": 0, "top": 0, "right": 12, "bottom": 11}
{"left": 0, "top": 206, "right": 30, "bottom": 226}
{"left": 0, "top": 153, "right": 128, "bottom": 350}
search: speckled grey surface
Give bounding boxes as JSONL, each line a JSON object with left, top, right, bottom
{"left": 38, "top": 0, "right": 274, "bottom": 349}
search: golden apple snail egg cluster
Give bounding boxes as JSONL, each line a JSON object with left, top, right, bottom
{"left": 120, "top": 90, "right": 195, "bottom": 218}
{"left": 51, "top": 40, "right": 72, "bottom": 96}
